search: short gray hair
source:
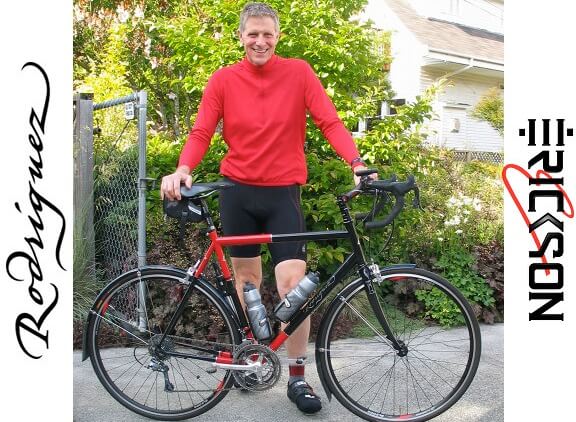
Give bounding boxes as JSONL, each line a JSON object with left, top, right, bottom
{"left": 239, "top": 2, "right": 280, "bottom": 33}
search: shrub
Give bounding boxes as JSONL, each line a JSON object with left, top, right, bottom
{"left": 431, "top": 245, "right": 497, "bottom": 324}
{"left": 76, "top": 1, "right": 504, "bottom": 330}
{"left": 471, "top": 87, "right": 504, "bottom": 135}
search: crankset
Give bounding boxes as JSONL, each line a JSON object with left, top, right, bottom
{"left": 231, "top": 343, "right": 281, "bottom": 391}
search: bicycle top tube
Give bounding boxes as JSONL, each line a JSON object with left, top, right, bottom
{"left": 215, "top": 230, "right": 350, "bottom": 246}
{"left": 192, "top": 226, "right": 353, "bottom": 280}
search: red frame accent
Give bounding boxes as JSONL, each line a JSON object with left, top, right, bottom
{"left": 192, "top": 229, "right": 291, "bottom": 350}
{"left": 215, "top": 351, "right": 234, "bottom": 365}
{"left": 217, "top": 233, "right": 273, "bottom": 246}
{"left": 100, "top": 300, "right": 110, "bottom": 315}
{"left": 269, "top": 331, "right": 289, "bottom": 351}
{"left": 194, "top": 231, "right": 272, "bottom": 279}
{"left": 215, "top": 380, "right": 225, "bottom": 392}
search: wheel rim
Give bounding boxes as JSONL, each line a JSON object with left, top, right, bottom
{"left": 90, "top": 273, "right": 237, "bottom": 417}
{"left": 322, "top": 272, "right": 480, "bottom": 421}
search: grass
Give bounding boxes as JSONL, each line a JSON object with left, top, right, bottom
{"left": 73, "top": 200, "right": 107, "bottom": 322}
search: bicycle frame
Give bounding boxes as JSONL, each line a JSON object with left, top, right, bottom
{"left": 83, "top": 176, "right": 482, "bottom": 422}
{"left": 154, "top": 193, "right": 406, "bottom": 367}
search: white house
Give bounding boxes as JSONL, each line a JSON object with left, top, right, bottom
{"left": 362, "top": 0, "right": 504, "bottom": 154}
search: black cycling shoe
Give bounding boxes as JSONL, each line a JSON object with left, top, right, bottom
{"left": 287, "top": 380, "right": 322, "bottom": 414}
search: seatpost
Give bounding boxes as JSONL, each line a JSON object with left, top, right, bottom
{"left": 199, "top": 198, "right": 216, "bottom": 231}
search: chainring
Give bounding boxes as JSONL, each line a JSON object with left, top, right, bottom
{"left": 232, "top": 343, "right": 281, "bottom": 391}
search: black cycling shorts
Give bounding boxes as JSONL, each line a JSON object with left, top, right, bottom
{"left": 218, "top": 178, "right": 307, "bottom": 266}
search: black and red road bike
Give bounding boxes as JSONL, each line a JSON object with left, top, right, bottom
{"left": 82, "top": 170, "right": 481, "bottom": 422}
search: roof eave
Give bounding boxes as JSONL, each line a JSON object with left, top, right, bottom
{"left": 425, "top": 48, "right": 504, "bottom": 72}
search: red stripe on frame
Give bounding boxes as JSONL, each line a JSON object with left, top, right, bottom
{"left": 217, "top": 234, "right": 272, "bottom": 246}
{"left": 194, "top": 241, "right": 216, "bottom": 278}
{"left": 269, "top": 331, "right": 289, "bottom": 351}
{"left": 100, "top": 300, "right": 110, "bottom": 315}
{"left": 215, "top": 351, "right": 234, "bottom": 365}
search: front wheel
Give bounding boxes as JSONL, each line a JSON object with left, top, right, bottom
{"left": 85, "top": 266, "right": 241, "bottom": 421}
{"left": 316, "top": 267, "right": 481, "bottom": 422}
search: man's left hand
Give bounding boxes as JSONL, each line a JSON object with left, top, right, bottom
{"left": 353, "top": 165, "right": 378, "bottom": 186}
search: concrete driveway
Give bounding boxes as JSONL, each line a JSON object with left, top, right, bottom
{"left": 74, "top": 324, "right": 503, "bottom": 421}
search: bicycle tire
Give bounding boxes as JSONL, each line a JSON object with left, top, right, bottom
{"left": 86, "top": 266, "right": 241, "bottom": 421}
{"left": 316, "top": 267, "right": 481, "bottom": 422}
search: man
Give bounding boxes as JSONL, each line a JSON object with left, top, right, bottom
{"left": 161, "top": 2, "right": 370, "bottom": 415}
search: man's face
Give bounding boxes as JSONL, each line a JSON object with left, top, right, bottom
{"left": 239, "top": 16, "right": 279, "bottom": 67}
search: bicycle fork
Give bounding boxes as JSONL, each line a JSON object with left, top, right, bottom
{"left": 338, "top": 196, "right": 407, "bottom": 355}
{"left": 361, "top": 265, "right": 408, "bottom": 355}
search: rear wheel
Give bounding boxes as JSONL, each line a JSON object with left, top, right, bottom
{"left": 86, "top": 267, "right": 240, "bottom": 420}
{"left": 317, "top": 267, "right": 481, "bottom": 422}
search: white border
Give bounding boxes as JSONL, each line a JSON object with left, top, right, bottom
{"left": 505, "top": 1, "right": 576, "bottom": 420}
{"left": 0, "top": 2, "right": 72, "bottom": 420}
{"left": 2, "top": 1, "right": 576, "bottom": 420}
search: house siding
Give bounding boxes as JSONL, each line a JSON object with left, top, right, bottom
{"left": 361, "top": 0, "right": 503, "bottom": 154}
{"left": 421, "top": 68, "right": 503, "bottom": 152}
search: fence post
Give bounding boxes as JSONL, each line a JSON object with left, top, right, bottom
{"left": 73, "top": 92, "right": 95, "bottom": 277}
{"left": 136, "top": 91, "right": 149, "bottom": 332}
{"left": 137, "top": 91, "right": 148, "bottom": 269}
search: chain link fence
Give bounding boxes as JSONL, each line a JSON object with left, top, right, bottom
{"left": 74, "top": 92, "right": 148, "bottom": 282}
{"left": 93, "top": 140, "right": 139, "bottom": 279}
{"left": 452, "top": 150, "right": 503, "bottom": 164}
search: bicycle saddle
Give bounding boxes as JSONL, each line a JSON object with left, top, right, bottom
{"left": 180, "top": 181, "right": 234, "bottom": 198}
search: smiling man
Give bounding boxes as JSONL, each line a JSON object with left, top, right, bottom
{"left": 239, "top": 9, "right": 278, "bottom": 66}
{"left": 161, "top": 2, "right": 370, "bottom": 415}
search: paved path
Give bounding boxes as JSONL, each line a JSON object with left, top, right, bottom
{"left": 74, "top": 324, "right": 503, "bottom": 421}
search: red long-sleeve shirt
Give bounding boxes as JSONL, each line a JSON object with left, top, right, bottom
{"left": 178, "top": 54, "right": 360, "bottom": 186}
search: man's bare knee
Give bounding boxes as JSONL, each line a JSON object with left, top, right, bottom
{"left": 275, "top": 259, "right": 306, "bottom": 297}
{"left": 232, "top": 257, "right": 263, "bottom": 288}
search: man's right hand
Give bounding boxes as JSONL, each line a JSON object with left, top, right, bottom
{"left": 160, "top": 167, "right": 192, "bottom": 201}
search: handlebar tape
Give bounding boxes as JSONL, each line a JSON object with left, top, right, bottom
{"left": 365, "top": 195, "right": 405, "bottom": 230}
